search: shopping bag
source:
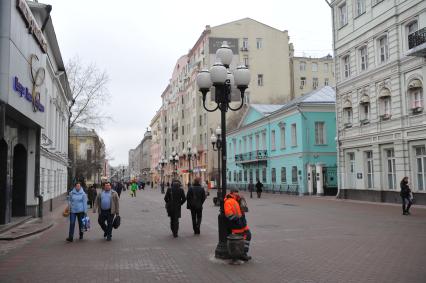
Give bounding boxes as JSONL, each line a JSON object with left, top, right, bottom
{"left": 113, "top": 215, "right": 121, "bottom": 229}
{"left": 63, "top": 205, "right": 70, "bottom": 217}
{"left": 82, "top": 215, "right": 90, "bottom": 231}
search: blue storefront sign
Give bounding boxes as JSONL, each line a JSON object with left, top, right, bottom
{"left": 12, "top": 76, "right": 44, "bottom": 112}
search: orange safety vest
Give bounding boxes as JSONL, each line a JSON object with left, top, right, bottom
{"left": 224, "top": 194, "right": 249, "bottom": 234}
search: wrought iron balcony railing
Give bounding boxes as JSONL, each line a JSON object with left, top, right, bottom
{"left": 234, "top": 150, "right": 268, "bottom": 163}
{"left": 408, "top": 27, "right": 426, "bottom": 50}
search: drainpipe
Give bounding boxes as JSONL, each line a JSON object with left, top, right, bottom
{"left": 325, "top": 0, "right": 341, "bottom": 198}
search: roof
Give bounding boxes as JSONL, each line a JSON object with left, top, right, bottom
{"left": 212, "top": 18, "right": 287, "bottom": 34}
{"left": 278, "top": 86, "right": 335, "bottom": 112}
{"left": 251, "top": 104, "right": 285, "bottom": 116}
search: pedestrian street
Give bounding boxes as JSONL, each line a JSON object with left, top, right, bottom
{"left": 0, "top": 188, "right": 425, "bottom": 283}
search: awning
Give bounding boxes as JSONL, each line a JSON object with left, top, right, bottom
{"left": 360, "top": 95, "right": 370, "bottom": 104}
{"left": 343, "top": 100, "right": 352, "bottom": 109}
{"left": 378, "top": 88, "right": 391, "bottom": 98}
{"left": 408, "top": 79, "right": 422, "bottom": 89}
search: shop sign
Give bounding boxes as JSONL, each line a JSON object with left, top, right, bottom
{"left": 16, "top": 0, "right": 48, "bottom": 53}
{"left": 13, "top": 76, "right": 45, "bottom": 112}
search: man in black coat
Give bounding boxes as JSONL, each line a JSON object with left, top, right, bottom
{"left": 164, "top": 180, "right": 186, "bottom": 238}
{"left": 186, "top": 178, "right": 206, "bottom": 235}
{"left": 256, "top": 179, "right": 263, "bottom": 198}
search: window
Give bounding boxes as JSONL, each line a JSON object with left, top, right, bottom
{"left": 291, "top": 123, "right": 297, "bottom": 146}
{"left": 313, "top": 78, "right": 319, "bottom": 89}
{"left": 182, "top": 126, "right": 184, "bottom": 135}
{"left": 249, "top": 136, "right": 253, "bottom": 152}
{"left": 262, "top": 167, "right": 267, "bottom": 183}
{"left": 339, "top": 2, "right": 348, "bottom": 27}
{"left": 380, "top": 97, "right": 391, "bottom": 119}
{"left": 408, "top": 21, "right": 418, "bottom": 35}
{"left": 244, "top": 170, "right": 247, "bottom": 182}
{"left": 242, "top": 38, "right": 249, "bottom": 50}
{"left": 281, "top": 167, "right": 287, "bottom": 183}
{"left": 366, "top": 151, "right": 374, "bottom": 189}
{"left": 300, "top": 62, "right": 306, "bottom": 71}
{"left": 415, "top": 146, "right": 426, "bottom": 191}
{"left": 292, "top": 166, "right": 298, "bottom": 183}
{"left": 378, "top": 36, "right": 389, "bottom": 64}
{"left": 243, "top": 138, "right": 247, "bottom": 153}
{"left": 409, "top": 81, "right": 423, "bottom": 113}
{"left": 359, "top": 46, "right": 368, "bottom": 71}
{"left": 262, "top": 132, "right": 266, "bottom": 150}
{"left": 312, "top": 63, "right": 318, "bottom": 72}
{"left": 280, "top": 125, "right": 286, "bottom": 149}
{"left": 257, "top": 74, "right": 264, "bottom": 86}
{"left": 324, "top": 63, "right": 329, "bottom": 72}
{"left": 386, "top": 149, "right": 396, "bottom": 190}
{"left": 407, "top": 21, "right": 418, "bottom": 49}
{"left": 272, "top": 168, "right": 276, "bottom": 183}
{"left": 243, "top": 56, "right": 249, "bottom": 67}
{"left": 343, "top": 55, "right": 350, "bottom": 78}
{"left": 199, "top": 115, "right": 202, "bottom": 126}
{"left": 356, "top": 0, "right": 365, "bottom": 16}
{"left": 249, "top": 170, "right": 253, "bottom": 183}
{"left": 300, "top": 77, "right": 306, "bottom": 88}
{"left": 271, "top": 130, "right": 276, "bottom": 150}
{"left": 256, "top": 169, "right": 260, "bottom": 182}
{"left": 360, "top": 102, "right": 370, "bottom": 123}
{"left": 315, "top": 122, "right": 326, "bottom": 145}
{"left": 348, "top": 153, "right": 356, "bottom": 188}
{"left": 324, "top": 78, "right": 329, "bottom": 86}
{"left": 255, "top": 134, "right": 259, "bottom": 151}
{"left": 256, "top": 38, "right": 263, "bottom": 49}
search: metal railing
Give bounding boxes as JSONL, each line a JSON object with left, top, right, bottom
{"left": 228, "top": 183, "right": 299, "bottom": 195}
{"left": 234, "top": 150, "right": 268, "bottom": 163}
{"left": 408, "top": 27, "right": 426, "bottom": 49}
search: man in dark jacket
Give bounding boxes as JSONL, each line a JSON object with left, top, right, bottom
{"left": 186, "top": 178, "right": 206, "bottom": 235}
{"left": 400, "top": 176, "right": 413, "bottom": 215}
{"left": 164, "top": 180, "right": 186, "bottom": 238}
{"left": 256, "top": 179, "right": 263, "bottom": 198}
{"left": 115, "top": 182, "right": 123, "bottom": 198}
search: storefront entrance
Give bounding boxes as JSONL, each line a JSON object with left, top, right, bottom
{"left": 12, "top": 144, "right": 27, "bottom": 217}
{"left": 0, "top": 139, "right": 8, "bottom": 224}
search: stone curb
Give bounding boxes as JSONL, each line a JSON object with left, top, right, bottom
{"left": 0, "top": 222, "right": 54, "bottom": 241}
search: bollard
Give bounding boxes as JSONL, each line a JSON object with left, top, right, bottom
{"left": 227, "top": 234, "right": 244, "bottom": 263}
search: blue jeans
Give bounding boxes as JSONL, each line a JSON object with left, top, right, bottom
{"left": 69, "top": 212, "right": 84, "bottom": 238}
{"left": 402, "top": 197, "right": 412, "bottom": 213}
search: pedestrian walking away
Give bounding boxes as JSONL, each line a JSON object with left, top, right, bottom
{"left": 256, "top": 179, "right": 263, "bottom": 198}
{"left": 115, "top": 182, "right": 123, "bottom": 198}
{"left": 66, "top": 182, "right": 88, "bottom": 242}
{"left": 130, "top": 180, "right": 138, "bottom": 197}
{"left": 248, "top": 181, "right": 254, "bottom": 199}
{"left": 93, "top": 182, "right": 120, "bottom": 241}
{"left": 224, "top": 189, "right": 252, "bottom": 261}
{"left": 400, "top": 176, "right": 413, "bottom": 215}
{"left": 87, "top": 185, "right": 97, "bottom": 209}
{"left": 164, "top": 179, "right": 186, "bottom": 238}
{"left": 186, "top": 178, "right": 206, "bottom": 235}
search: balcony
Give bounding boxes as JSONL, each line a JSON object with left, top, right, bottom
{"left": 407, "top": 28, "right": 426, "bottom": 57}
{"left": 234, "top": 150, "right": 268, "bottom": 164}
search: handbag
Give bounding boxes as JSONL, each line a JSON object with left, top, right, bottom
{"left": 113, "top": 215, "right": 121, "bottom": 229}
{"left": 63, "top": 205, "right": 70, "bottom": 217}
{"left": 82, "top": 215, "right": 90, "bottom": 231}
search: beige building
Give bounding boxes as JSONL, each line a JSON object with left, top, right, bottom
{"left": 331, "top": 0, "right": 426, "bottom": 204}
{"left": 156, "top": 18, "right": 294, "bottom": 185}
{"left": 128, "top": 130, "right": 152, "bottom": 183}
{"left": 290, "top": 55, "right": 335, "bottom": 99}
{"left": 150, "top": 110, "right": 162, "bottom": 185}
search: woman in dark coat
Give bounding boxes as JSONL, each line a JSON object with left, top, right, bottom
{"left": 164, "top": 180, "right": 186, "bottom": 237}
{"left": 255, "top": 179, "right": 263, "bottom": 198}
{"left": 400, "top": 176, "right": 413, "bottom": 215}
{"left": 87, "top": 185, "right": 97, "bottom": 209}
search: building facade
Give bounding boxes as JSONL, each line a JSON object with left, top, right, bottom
{"left": 128, "top": 130, "right": 152, "bottom": 183}
{"left": 227, "top": 87, "right": 337, "bottom": 195}
{"left": 156, "top": 18, "right": 293, "bottom": 186}
{"left": 331, "top": 0, "right": 426, "bottom": 204}
{"left": 69, "top": 126, "right": 106, "bottom": 186}
{"left": 150, "top": 110, "right": 161, "bottom": 185}
{"left": 290, "top": 55, "right": 335, "bottom": 99}
{"left": 0, "top": 0, "right": 71, "bottom": 223}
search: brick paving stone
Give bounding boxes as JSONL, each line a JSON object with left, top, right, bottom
{"left": 0, "top": 188, "right": 425, "bottom": 283}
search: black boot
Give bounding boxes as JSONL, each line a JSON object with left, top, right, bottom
{"left": 240, "top": 254, "right": 252, "bottom": 261}
{"left": 66, "top": 237, "right": 73, "bottom": 242}
{"left": 79, "top": 232, "right": 83, "bottom": 240}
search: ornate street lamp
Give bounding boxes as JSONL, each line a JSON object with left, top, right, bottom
{"left": 196, "top": 41, "right": 250, "bottom": 259}
{"left": 159, "top": 155, "right": 167, "bottom": 194}
{"left": 169, "top": 151, "right": 179, "bottom": 178}
{"left": 183, "top": 142, "right": 197, "bottom": 186}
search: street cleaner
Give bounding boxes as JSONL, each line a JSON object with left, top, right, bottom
{"left": 224, "top": 189, "right": 251, "bottom": 261}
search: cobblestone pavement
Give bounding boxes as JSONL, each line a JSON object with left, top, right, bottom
{"left": 0, "top": 188, "right": 425, "bottom": 283}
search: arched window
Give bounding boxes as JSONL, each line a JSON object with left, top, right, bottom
{"left": 378, "top": 88, "right": 391, "bottom": 120}
{"left": 408, "top": 79, "right": 423, "bottom": 114}
{"left": 343, "top": 99, "right": 353, "bottom": 128}
{"left": 359, "top": 95, "right": 370, "bottom": 124}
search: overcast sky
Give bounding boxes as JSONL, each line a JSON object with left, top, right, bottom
{"left": 47, "top": 0, "right": 333, "bottom": 166}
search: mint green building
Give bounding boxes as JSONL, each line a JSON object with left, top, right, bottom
{"left": 226, "top": 86, "right": 337, "bottom": 195}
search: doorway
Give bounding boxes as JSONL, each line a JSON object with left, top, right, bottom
{"left": 0, "top": 139, "right": 8, "bottom": 224}
{"left": 12, "top": 144, "right": 27, "bottom": 217}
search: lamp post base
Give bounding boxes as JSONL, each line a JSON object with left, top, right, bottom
{"left": 214, "top": 213, "right": 230, "bottom": 259}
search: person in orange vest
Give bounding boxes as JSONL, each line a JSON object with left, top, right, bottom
{"left": 224, "top": 189, "right": 251, "bottom": 261}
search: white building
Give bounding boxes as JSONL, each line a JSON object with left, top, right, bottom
{"left": 331, "top": 0, "right": 426, "bottom": 204}
{"left": 0, "top": 0, "right": 71, "bottom": 223}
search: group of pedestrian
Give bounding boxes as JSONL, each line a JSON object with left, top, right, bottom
{"left": 164, "top": 177, "right": 206, "bottom": 237}
{"left": 66, "top": 181, "right": 120, "bottom": 242}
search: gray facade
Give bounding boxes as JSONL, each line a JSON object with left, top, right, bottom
{"left": 332, "top": 0, "right": 426, "bottom": 204}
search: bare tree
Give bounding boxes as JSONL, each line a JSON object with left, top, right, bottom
{"left": 66, "top": 56, "right": 111, "bottom": 129}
